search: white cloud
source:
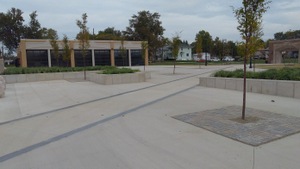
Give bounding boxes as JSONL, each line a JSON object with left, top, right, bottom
{"left": 0, "top": 0, "right": 299, "bottom": 42}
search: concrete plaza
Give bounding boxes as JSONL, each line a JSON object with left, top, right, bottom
{"left": 0, "top": 65, "right": 299, "bottom": 169}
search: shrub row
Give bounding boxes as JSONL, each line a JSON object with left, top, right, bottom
{"left": 214, "top": 68, "right": 300, "bottom": 81}
{"left": 2, "top": 66, "right": 139, "bottom": 75}
{"left": 101, "top": 67, "right": 139, "bottom": 74}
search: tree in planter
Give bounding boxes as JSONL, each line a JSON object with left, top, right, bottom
{"left": 233, "top": 0, "right": 271, "bottom": 120}
{"left": 119, "top": 39, "right": 127, "bottom": 67}
{"left": 76, "top": 13, "right": 90, "bottom": 80}
{"left": 62, "top": 34, "right": 71, "bottom": 67}
{"left": 141, "top": 41, "right": 148, "bottom": 71}
{"left": 171, "top": 35, "right": 181, "bottom": 74}
{"left": 48, "top": 29, "right": 59, "bottom": 66}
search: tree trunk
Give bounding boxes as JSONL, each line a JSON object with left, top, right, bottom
{"left": 83, "top": 56, "right": 86, "bottom": 80}
{"left": 242, "top": 56, "right": 247, "bottom": 120}
{"left": 173, "top": 59, "right": 176, "bottom": 74}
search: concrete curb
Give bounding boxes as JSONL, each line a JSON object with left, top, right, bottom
{"left": 2, "top": 71, "right": 151, "bottom": 85}
{"left": 199, "top": 77, "right": 300, "bottom": 99}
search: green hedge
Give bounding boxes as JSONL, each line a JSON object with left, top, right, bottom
{"left": 214, "top": 68, "right": 300, "bottom": 81}
{"left": 101, "top": 67, "right": 139, "bottom": 74}
{"left": 1, "top": 66, "right": 139, "bottom": 75}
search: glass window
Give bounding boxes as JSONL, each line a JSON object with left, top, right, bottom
{"left": 26, "top": 50, "right": 48, "bottom": 67}
{"left": 74, "top": 50, "right": 92, "bottom": 67}
{"left": 50, "top": 50, "right": 70, "bottom": 67}
{"left": 114, "top": 49, "right": 129, "bottom": 66}
{"left": 94, "top": 50, "right": 111, "bottom": 66}
{"left": 131, "top": 49, "right": 144, "bottom": 66}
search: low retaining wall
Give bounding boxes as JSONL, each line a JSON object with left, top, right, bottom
{"left": 87, "top": 72, "right": 151, "bottom": 85}
{"left": 0, "top": 76, "right": 5, "bottom": 98}
{"left": 199, "top": 77, "right": 300, "bottom": 99}
{"left": 2, "top": 71, "right": 151, "bottom": 85}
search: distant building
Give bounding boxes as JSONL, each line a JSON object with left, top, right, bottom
{"left": 193, "top": 52, "right": 211, "bottom": 61}
{"left": 268, "top": 39, "right": 300, "bottom": 64}
{"left": 17, "top": 39, "right": 148, "bottom": 67}
{"left": 159, "top": 43, "right": 192, "bottom": 61}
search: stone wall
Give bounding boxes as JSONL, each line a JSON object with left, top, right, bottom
{"left": 199, "top": 77, "right": 300, "bottom": 99}
{"left": 0, "top": 76, "right": 5, "bottom": 98}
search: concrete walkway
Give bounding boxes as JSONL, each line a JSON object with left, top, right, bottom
{"left": 0, "top": 65, "right": 299, "bottom": 169}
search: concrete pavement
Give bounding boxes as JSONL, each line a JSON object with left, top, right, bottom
{"left": 0, "top": 65, "right": 299, "bottom": 169}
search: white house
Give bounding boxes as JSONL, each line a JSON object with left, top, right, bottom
{"left": 160, "top": 43, "right": 192, "bottom": 61}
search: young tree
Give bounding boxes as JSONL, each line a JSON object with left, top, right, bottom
{"left": 171, "top": 35, "right": 181, "bottom": 74}
{"left": 124, "top": 10, "right": 165, "bottom": 62}
{"left": 233, "top": 0, "right": 271, "bottom": 119}
{"left": 62, "top": 34, "right": 71, "bottom": 67}
{"left": 48, "top": 29, "right": 59, "bottom": 66}
{"left": 76, "top": 13, "right": 90, "bottom": 80}
{"left": 119, "top": 38, "right": 127, "bottom": 67}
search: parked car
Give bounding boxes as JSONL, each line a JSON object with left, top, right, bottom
{"left": 223, "top": 56, "right": 235, "bottom": 61}
{"left": 210, "top": 57, "right": 220, "bottom": 62}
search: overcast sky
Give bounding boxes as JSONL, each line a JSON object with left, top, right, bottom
{"left": 1, "top": 0, "right": 299, "bottom": 43}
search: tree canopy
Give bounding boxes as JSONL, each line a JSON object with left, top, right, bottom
{"left": 274, "top": 30, "right": 300, "bottom": 40}
{"left": 0, "top": 8, "right": 24, "bottom": 53}
{"left": 195, "top": 30, "right": 212, "bottom": 53}
{"left": 95, "top": 27, "right": 123, "bottom": 40}
{"left": 0, "top": 8, "right": 57, "bottom": 53}
{"left": 124, "top": 10, "right": 165, "bottom": 61}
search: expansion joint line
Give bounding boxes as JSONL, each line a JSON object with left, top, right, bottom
{"left": 0, "top": 66, "right": 231, "bottom": 126}
{"left": 0, "top": 85, "right": 196, "bottom": 163}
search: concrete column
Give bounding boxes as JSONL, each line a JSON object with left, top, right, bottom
{"left": 110, "top": 42, "right": 115, "bottom": 66}
{"left": 110, "top": 49, "right": 115, "bottom": 66}
{"left": 92, "top": 49, "right": 95, "bottom": 66}
{"left": 274, "top": 50, "right": 282, "bottom": 64}
{"left": 48, "top": 49, "right": 52, "bottom": 67}
{"left": 19, "top": 40, "right": 27, "bottom": 67}
{"left": 128, "top": 49, "right": 132, "bottom": 67}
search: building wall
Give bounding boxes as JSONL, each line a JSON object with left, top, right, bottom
{"left": 269, "top": 39, "right": 300, "bottom": 64}
{"left": 177, "top": 47, "right": 192, "bottom": 61}
{"left": 18, "top": 39, "right": 148, "bottom": 67}
{"left": 161, "top": 45, "right": 192, "bottom": 61}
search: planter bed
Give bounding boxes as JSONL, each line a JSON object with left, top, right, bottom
{"left": 2, "top": 71, "right": 151, "bottom": 85}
